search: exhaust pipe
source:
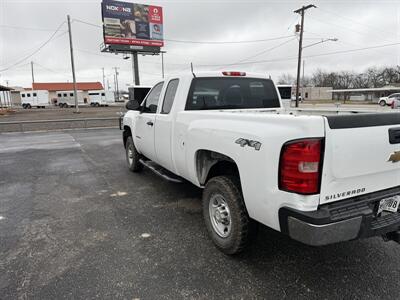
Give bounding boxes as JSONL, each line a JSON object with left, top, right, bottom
{"left": 382, "top": 231, "right": 400, "bottom": 244}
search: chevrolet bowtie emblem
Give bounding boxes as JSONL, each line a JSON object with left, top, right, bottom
{"left": 388, "top": 151, "right": 400, "bottom": 163}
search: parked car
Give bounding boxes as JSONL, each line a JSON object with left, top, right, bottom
{"left": 392, "top": 98, "right": 400, "bottom": 109}
{"left": 379, "top": 93, "right": 400, "bottom": 106}
{"left": 121, "top": 71, "right": 400, "bottom": 254}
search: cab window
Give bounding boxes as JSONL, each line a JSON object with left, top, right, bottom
{"left": 162, "top": 79, "right": 179, "bottom": 114}
{"left": 142, "top": 82, "right": 164, "bottom": 113}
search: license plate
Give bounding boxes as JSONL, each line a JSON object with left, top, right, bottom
{"left": 378, "top": 195, "right": 400, "bottom": 214}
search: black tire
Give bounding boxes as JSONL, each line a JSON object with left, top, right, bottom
{"left": 202, "top": 176, "right": 257, "bottom": 255}
{"left": 125, "top": 136, "right": 143, "bottom": 172}
{"left": 27, "top": 104, "right": 31, "bottom": 109}
{"left": 22, "top": 104, "right": 26, "bottom": 109}
{"left": 379, "top": 100, "right": 386, "bottom": 107}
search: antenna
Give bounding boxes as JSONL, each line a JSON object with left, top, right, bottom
{"left": 190, "top": 62, "right": 196, "bottom": 78}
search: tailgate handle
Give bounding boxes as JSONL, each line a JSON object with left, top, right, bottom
{"left": 389, "top": 127, "right": 400, "bottom": 144}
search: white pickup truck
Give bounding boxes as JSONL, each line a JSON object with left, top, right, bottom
{"left": 121, "top": 71, "right": 400, "bottom": 254}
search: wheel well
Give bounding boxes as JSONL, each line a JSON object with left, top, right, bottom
{"left": 123, "top": 126, "right": 132, "bottom": 148}
{"left": 196, "top": 150, "right": 240, "bottom": 186}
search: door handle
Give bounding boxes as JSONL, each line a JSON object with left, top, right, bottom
{"left": 146, "top": 121, "right": 154, "bottom": 126}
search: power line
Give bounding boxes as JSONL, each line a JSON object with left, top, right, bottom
{"left": 33, "top": 61, "right": 67, "bottom": 76}
{"left": 214, "top": 37, "right": 296, "bottom": 70}
{"left": 72, "top": 17, "right": 296, "bottom": 45}
{"left": 72, "top": 18, "right": 101, "bottom": 29}
{"left": 318, "top": 8, "right": 397, "bottom": 39}
{"left": 0, "top": 24, "right": 62, "bottom": 32}
{"left": 0, "top": 22, "right": 66, "bottom": 72}
{"left": 75, "top": 48, "right": 187, "bottom": 67}
{"left": 163, "top": 35, "right": 295, "bottom": 44}
{"left": 197, "top": 40, "right": 400, "bottom": 67}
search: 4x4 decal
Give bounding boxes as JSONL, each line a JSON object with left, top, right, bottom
{"left": 235, "top": 138, "right": 262, "bottom": 151}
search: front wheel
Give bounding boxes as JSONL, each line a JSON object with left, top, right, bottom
{"left": 379, "top": 100, "right": 386, "bottom": 106}
{"left": 125, "top": 136, "right": 143, "bottom": 172}
{"left": 203, "top": 176, "right": 257, "bottom": 255}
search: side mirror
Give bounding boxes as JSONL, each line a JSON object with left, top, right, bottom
{"left": 125, "top": 99, "right": 140, "bottom": 110}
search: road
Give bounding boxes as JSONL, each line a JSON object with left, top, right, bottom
{"left": 0, "top": 128, "right": 399, "bottom": 299}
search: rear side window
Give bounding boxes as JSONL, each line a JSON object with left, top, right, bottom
{"left": 27, "top": 93, "right": 31, "bottom": 97}
{"left": 33, "top": 93, "right": 37, "bottom": 97}
{"left": 70, "top": 93, "right": 73, "bottom": 97}
{"left": 63, "top": 93, "right": 67, "bottom": 97}
{"left": 22, "top": 94, "right": 25, "bottom": 98}
{"left": 57, "top": 93, "right": 61, "bottom": 97}
{"left": 186, "top": 77, "right": 280, "bottom": 110}
{"left": 143, "top": 82, "right": 164, "bottom": 113}
{"left": 162, "top": 79, "right": 179, "bottom": 114}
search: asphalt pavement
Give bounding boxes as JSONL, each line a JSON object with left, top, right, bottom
{"left": 0, "top": 128, "right": 399, "bottom": 299}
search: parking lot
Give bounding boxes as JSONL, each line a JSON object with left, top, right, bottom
{"left": 1, "top": 128, "right": 400, "bottom": 299}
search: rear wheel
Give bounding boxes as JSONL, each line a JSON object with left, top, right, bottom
{"left": 22, "top": 104, "right": 26, "bottom": 109}
{"left": 27, "top": 104, "right": 31, "bottom": 109}
{"left": 379, "top": 100, "right": 386, "bottom": 106}
{"left": 95, "top": 103, "right": 100, "bottom": 107}
{"left": 203, "top": 176, "right": 257, "bottom": 255}
{"left": 125, "top": 136, "right": 143, "bottom": 172}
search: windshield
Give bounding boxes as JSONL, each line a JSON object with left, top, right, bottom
{"left": 185, "top": 77, "right": 280, "bottom": 110}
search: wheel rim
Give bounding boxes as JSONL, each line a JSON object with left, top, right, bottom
{"left": 127, "top": 143, "right": 134, "bottom": 166}
{"left": 209, "top": 194, "right": 232, "bottom": 238}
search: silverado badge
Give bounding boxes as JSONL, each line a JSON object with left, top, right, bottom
{"left": 388, "top": 151, "right": 400, "bottom": 163}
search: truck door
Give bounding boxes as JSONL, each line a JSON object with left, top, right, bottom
{"left": 134, "top": 82, "right": 164, "bottom": 162}
{"left": 154, "top": 79, "right": 180, "bottom": 172}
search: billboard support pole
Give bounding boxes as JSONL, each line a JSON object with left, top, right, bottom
{"left": 67, "top": 15, "right": 79, "bottom": 114}
{"left": 114, "top": 67, "right": 120, "bottom": 101}
{"left": 133, "top": 52, "right": 140, "bottom": 86}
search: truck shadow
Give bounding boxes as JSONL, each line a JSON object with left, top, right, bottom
{"left": 235, "top": 226, "right": 399, "bottom": 298}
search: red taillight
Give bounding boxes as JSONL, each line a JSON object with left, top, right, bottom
{"left": 222, "top": 71, "right": 246, "bottom": 76}
{"left": 279, "top": 138, "right": 323, "bottom": 195}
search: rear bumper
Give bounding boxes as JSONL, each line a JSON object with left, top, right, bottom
{"left": 279, "top": 186, "right": 400, "bottom": 246}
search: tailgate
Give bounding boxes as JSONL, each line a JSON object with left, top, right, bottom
{"left": 320, "top": 113, "right": 400, "bottom": 205}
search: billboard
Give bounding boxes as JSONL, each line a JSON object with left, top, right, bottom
{"left": 101, "top": 0, "right": 163, "bottom": 47}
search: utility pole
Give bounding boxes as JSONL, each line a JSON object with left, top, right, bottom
{"left": 161, "top": 52, "right": 165, "bottom": 79}
{"left": 302, "top": 60, "right": 305, "bottom": 99}
{"left": 102, "top": 67, "right": 105, "bottom": 91}
{"left": 67, "top": 15, "right": 79, "bottom": 113}
{"left": 31, "top": 61, "right": 35, "bottom": 85}
{"left": 132, "top": 53, "right": 140, "bottom": 85}
{"left": 294, "top": 4, "right": 316, "bottom": 108}
{"left": 114, "top": 67, "right": 120, "bottom": 101}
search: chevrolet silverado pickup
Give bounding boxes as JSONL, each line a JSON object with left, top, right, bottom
{"left": 121, "top": 71, "right": 400, "bottom": 254}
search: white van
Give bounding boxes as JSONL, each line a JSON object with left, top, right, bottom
{"left": 88, "top": 90, "right": 115, "bottom": 107}
{"left": 57, "top": 90, "right": 87, "bottom": 108}
{"left": 20, "top": 90, "right": 49, "bottom": 109}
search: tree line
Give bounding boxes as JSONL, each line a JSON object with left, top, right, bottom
{"left": 277, "top": 66, "right": 400, "bottom": 89}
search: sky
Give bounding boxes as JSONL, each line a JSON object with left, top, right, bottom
{"left": 1, "top": 0, "right": 400, "bottom": 90}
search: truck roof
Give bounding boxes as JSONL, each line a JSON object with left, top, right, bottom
{"left": 165, "top": 71, "right": 270, "bottom": 81}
